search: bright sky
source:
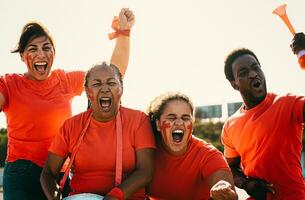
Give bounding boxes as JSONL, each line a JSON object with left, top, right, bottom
{"left": 0, "top": 0, "right": 305, "bottom": 128}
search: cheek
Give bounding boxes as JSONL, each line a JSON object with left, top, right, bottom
{"left": 160, "top": 121, "right": 171, "bottom": 134}
{"left": 48, "top": 51, "right": 54, "bottom": 66}
{"left": 24, "top": 53, "right": 33, "bottom": 69}
{"left": 186, "top": 122, "right": 193, "bottom": 132}
{"left": 87, "top": 88, "right": 95, "bottom": 101}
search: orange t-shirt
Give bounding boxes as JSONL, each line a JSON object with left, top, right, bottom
{"left": 222, "top": 93, "right": 305, "bottom": 200}
{"left": 0, "top": 70, "right": 84, "bottom": 167}
{"left": 49, "top": 107, "right": 156, "bottom": 199}
{"left": 147, "top": 136, "right": 230, "bottom": 200}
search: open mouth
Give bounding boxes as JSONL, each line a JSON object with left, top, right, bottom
{"left": 172, "top": 129, "right": 184, "bottom": 143}
{"left": 251, "top": 79, "right": 261, "bottom": 89}
{"left": 34, "top": 62, "right": 48, "bottom": 74}
{"left": 99, "top": 97, "right": 112, "bottom": 111}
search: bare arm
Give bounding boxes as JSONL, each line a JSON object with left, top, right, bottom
{"left": 226, "top": 157, "right": 275, "bottom": 200}
{"left": 40, "top": 152, "right": 66, "bottom": 200}
{"left": 207, "top": 169, "right": 238, "bottom": 200}
{"left": 104, "top": 148, "right": 154, "bottom": 200}
{"left": 110, "top": 8, "right": 135, "bottom": 76}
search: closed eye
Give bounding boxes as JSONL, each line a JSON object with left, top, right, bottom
{"left": 108, "top": 81, "right": 117, "bottom": 86}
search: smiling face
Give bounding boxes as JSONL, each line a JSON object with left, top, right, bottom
{"left": 21, "top": 36, "right": 54, "bottom": 81}
{"left": 85, "top": 65, "right": 123, "bottom": 122}
{"left": 156, "top": 99, "right": 193, "bottom": 155}
{"left": 230, "top": 54, "right": 267, "bottom": 109}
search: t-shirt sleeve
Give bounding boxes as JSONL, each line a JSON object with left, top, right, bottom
{"left": 49, "top": 120, "right": 70, "bottom": 157}
{"left": 134, "top": 113, "right": 156, "bottom": 151}
{"left": 65, "top": 71, "right": 85, "bottom": 96}
{"left": 221, "top": 123, "right": 239, "bottom": 158}
{"left": 201, "top": 147, "right": 230, "bottom": 178}
{"left": 0, "top": 75, "right": 9, "bottom": 109}
{"left": 291, "top": 95, "right": 305, "bottom": 124}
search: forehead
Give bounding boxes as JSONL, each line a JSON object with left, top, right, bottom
{"left": 162, "top": 100, "right": 192, "bottom": 115}
{"left": 27, "top": 36, "right": 50, "bottom": 46}
{"left": 232, "top": 54, "right": 258, "bottom": 72}
{"left": 88, "top": 66, "right": 118, "bottom": 80}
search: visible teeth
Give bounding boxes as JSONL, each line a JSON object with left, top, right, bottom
{"left": 173, "top": 130, "right": 183, "bottom": 134}
{"left": 100, "top": 97, "right": 110, "bottom": 101}
{"left": 35, "top": 62, "right": 47, "bottom": 65}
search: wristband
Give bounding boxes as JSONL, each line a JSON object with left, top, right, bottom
{"left": 108, "top": 17, "right": 130, "bottom": 40}
{"left": 107, "top": 187, "right": 124, "bottom": 200}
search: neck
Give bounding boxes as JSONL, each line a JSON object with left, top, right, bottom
{"left": 242, "top": 93, "right": 267, "bottom": 110}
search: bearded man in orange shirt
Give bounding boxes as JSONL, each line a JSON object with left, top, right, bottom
{"left": 221, "top": 33, "right": 305, "bottom": 200}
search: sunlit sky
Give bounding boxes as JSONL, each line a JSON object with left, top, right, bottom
{"left": 0, "top": 0, "right": 305, "bottom": 128}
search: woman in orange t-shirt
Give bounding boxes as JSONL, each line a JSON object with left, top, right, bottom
{"left": 146, "top": 92, "right": 237, "bottom": 200}
{"left": 40, "top": 63, "right": 155, "bottom": 200}
{"left": 1, "top": 8, "right": 135, "bottom": 200}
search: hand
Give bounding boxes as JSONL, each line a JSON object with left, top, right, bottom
{"left": 244, "top": 177, "right": 275, "bottom": 200}
{"left": 119, "top": 8, "right": 135, "bottom": 30}
{"left": 290, "top": 32, "right": 305, "bottom": 54}
{"left": 210, "top": 180, "right": 238, "bottom": 200}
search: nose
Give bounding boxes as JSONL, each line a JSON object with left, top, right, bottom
{"left": 248, "top": 69, "right": 258, "bottom": 78}
{"left": 36, "top": 49, "right": 46, "bottom": 58}
{"left": 99, "top": 84, "right": 110, "bottom": 93}
{"left": 174, "top": 118, "right": 184, "bottom": 125}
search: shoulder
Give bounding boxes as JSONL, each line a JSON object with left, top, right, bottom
{"left": 63, "top": 110, "right": 92, "bottom": 127}
{"left": 190, "top": 136, "right": 221, "bottom": 155}
{"left": 1, "top": 73, "right": 24, "bottom": 82}
{"left": 120, "top": 106, "right": 149, "bottom": 121}
{"left": 51, "top": 69, "right": 85, "bottom": 79}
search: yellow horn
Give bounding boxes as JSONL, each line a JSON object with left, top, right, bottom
{"left": 272, "top": 4, "right": 296, "bottom": 35}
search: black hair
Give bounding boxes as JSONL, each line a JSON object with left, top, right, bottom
{"left": 224, "top": 48, "right": 260, "bottom": 81}
{"left": 12, "top": 21, "right": 55, "bottom": 54}
{"left": 146, "top": 92, "right": 194, "bottom": 145}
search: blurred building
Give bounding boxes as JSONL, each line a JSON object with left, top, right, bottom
{"left": 196, "top": 102, "right": 242, "bottom": 121}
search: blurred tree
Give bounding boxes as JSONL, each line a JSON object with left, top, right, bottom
{"left": 193, "top": 119, "right": 224, "bottom": 152}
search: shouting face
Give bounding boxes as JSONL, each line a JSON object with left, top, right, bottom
{"left": 156, "top": 100, "right": 193, "bottom": 155}
{"left": 85, "top": 65, "right": 123, "bottom": 122}
{"left": 231, "top": 54, "right": 267, "bottom": 109}
{"left": 21, "top": 36, "right": 54, "bottom": 81}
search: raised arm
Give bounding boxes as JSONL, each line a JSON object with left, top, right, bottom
{"left": 110, "top": 8, "right": 135, "bottom": 76}
{"left": 226, "top": 156, "right": 275, "bottom": 200}
{"left": 40, "top": 152, "right": 66, "bottom": 200}
{"left": 104, "top": 148, "right": 154, "bottom": 200}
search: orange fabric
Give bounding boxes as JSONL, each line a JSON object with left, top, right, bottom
{"left": 0, "top": 70, "right": 84, "bottom": 167}
{"left": 108, "top": 17, "right": 131, "bottom": 40}
{"left": 222, "top": 93, "right": 305, "bottom": 200}
{"left": 49, "top": 107, "right": 156, "bottom": 199}
{"left": 147, "top": 136, "right": 230, "bottom": 200}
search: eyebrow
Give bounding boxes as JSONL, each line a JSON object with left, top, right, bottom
{"left": 92, "top": 77, "right": 117, "bottom": 82}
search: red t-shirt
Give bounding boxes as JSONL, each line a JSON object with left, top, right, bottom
{"left": 49, "top": 107, "right": 156, "bottom": 199}
{"left": 222, "top": 93, "right": 305, "bottom": 200}
{"left": 147, "top": 136, "right": 230, "bottom": 200}
{"left": 0, "top": 70, "right": 84, "bottom": 166}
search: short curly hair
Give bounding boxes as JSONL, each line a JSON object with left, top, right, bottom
{"left": 146, "top": 91, "right": 194, "bottom": 144}
{"left": 224, "top": 48, "right": 260, "bottom": 81}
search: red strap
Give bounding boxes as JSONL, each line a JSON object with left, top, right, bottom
{"left": 59, "top": 111, "right": 92, "bottom": 190}
{"left": 115, "top": 111, "right": 123, "bottom": 186}
{"left": 108, "top": 17, "right": 130, "bottom": 40}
